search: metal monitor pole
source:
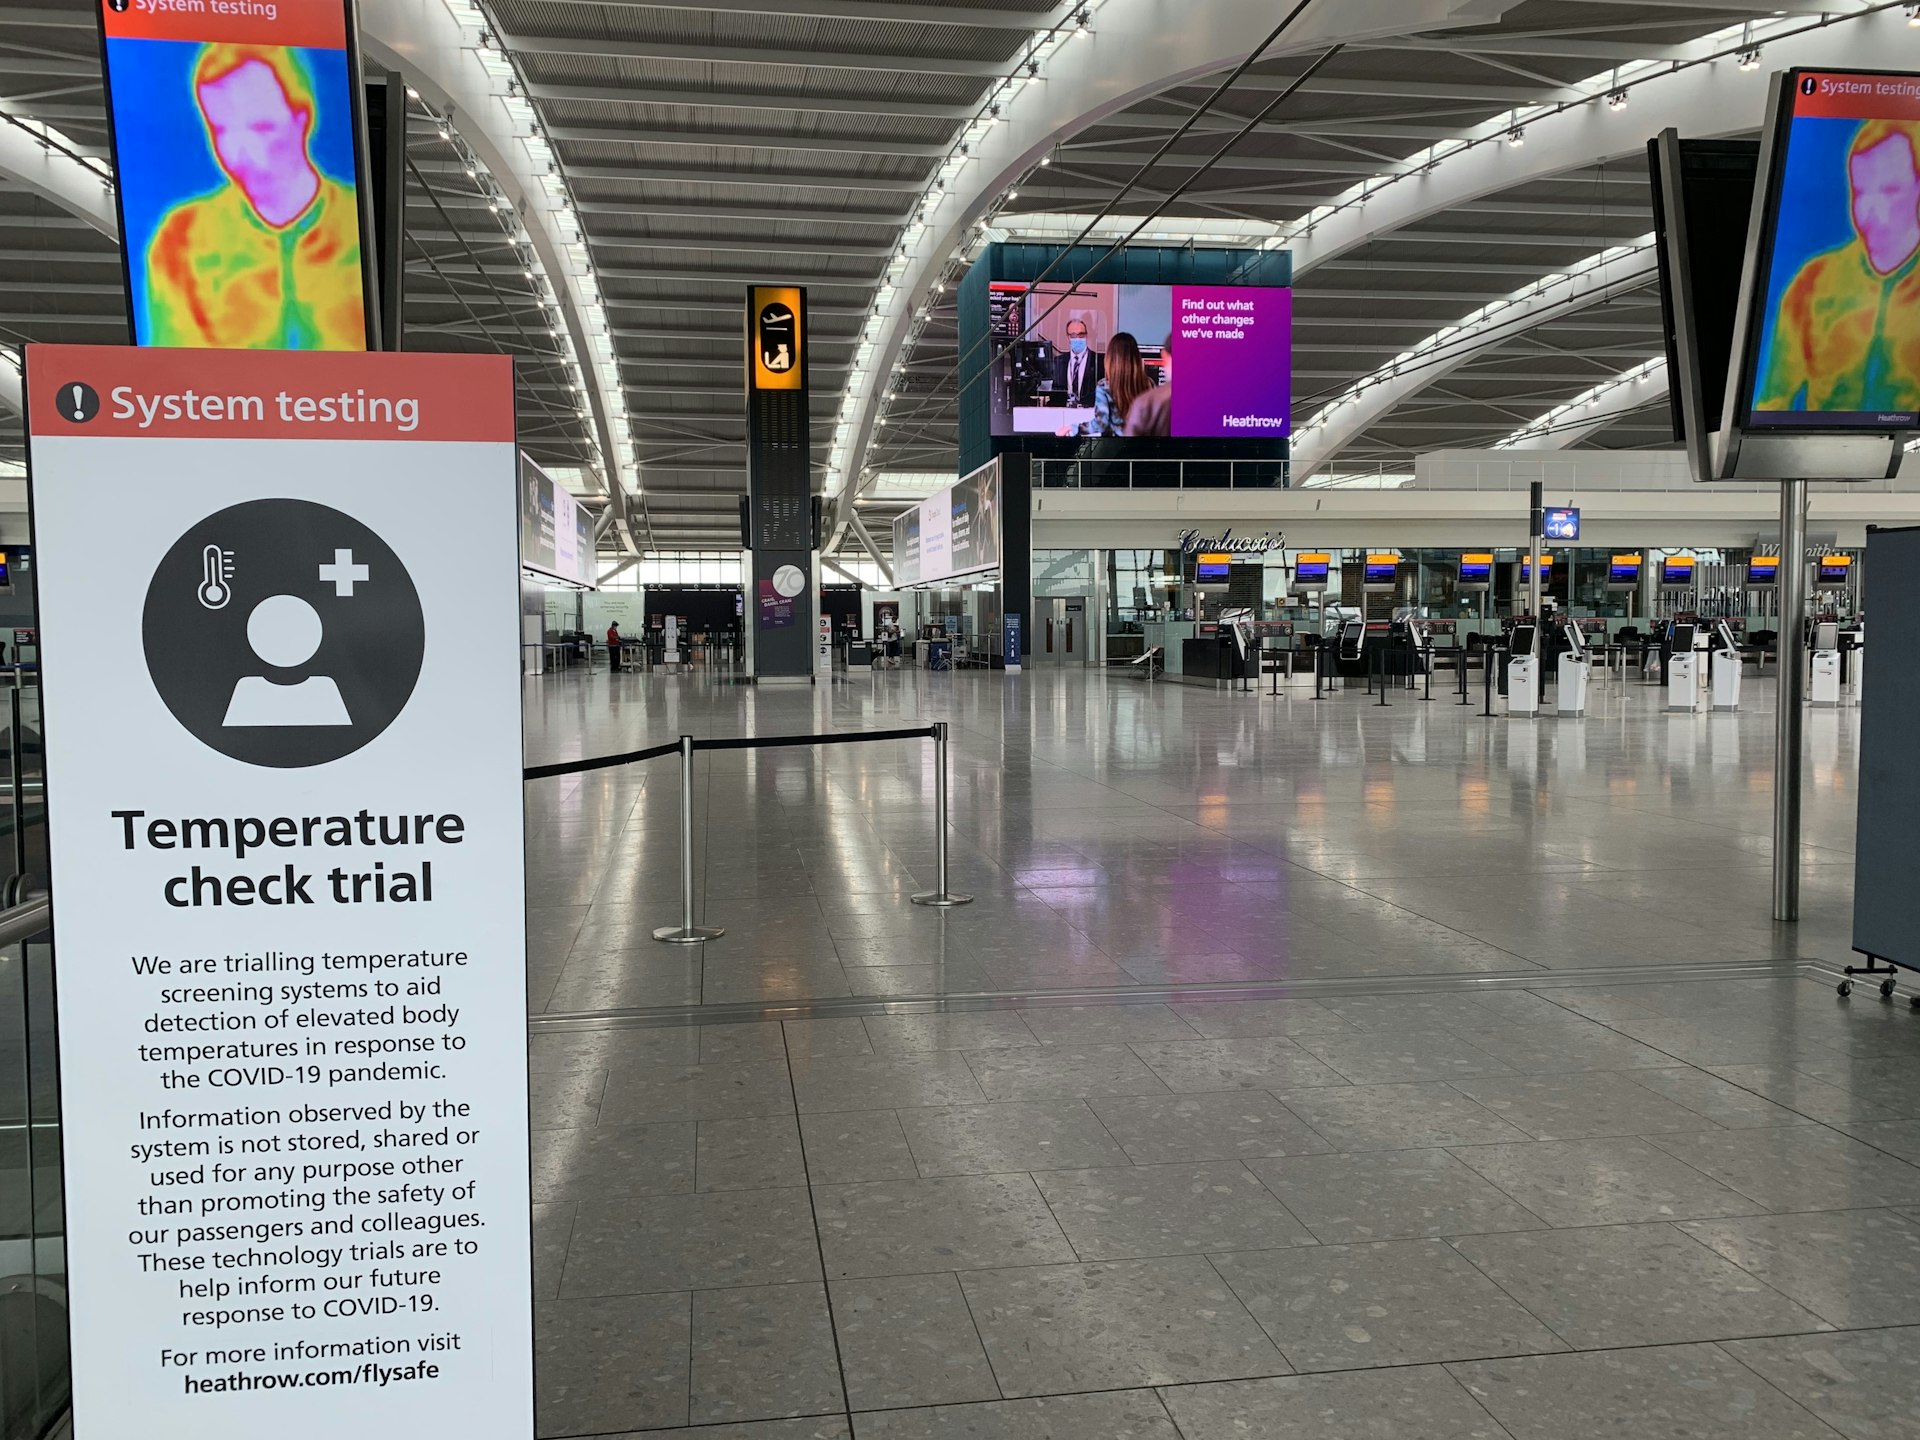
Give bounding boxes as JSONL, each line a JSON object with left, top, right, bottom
{"left": 1773, "top": 478, "right": 1807, "bottom": 921}
{"left": 1527, "top": 481, "right": 1543, "bottom": 622}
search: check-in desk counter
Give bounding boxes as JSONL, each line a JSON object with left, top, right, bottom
{"left": 1181, "top": 631, "right": 1253, "bottom": 685}
{"left": 1143, "top": 621, "right": 1198, "bottom": 674}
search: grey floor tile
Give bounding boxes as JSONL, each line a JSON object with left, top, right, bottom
{"left": 961, "top": 1045, "right": 1171, "bottom": 1101}
{"left": 530, "top": 1027, "right": 703, "bottom": 1073}
{"left": 1250, "top": 1149, "right": 1547, "bottom": 1243}
{"left": 799, "top": 1110, "right": 920, "bottom": 1185}
{"left": 832, "top": 1273, "right": 1000, "bottom": 1412}
{"left": 1166, "top": 998, "right": 1356, "bottom": 1039}
{"left": 534, "top": 1292, "right": 690, "bottom": 1436}
{"left": 851, "top": 1390, "right": 1181, "bottom": 1439}
{"left": 1680, "top": 1209, "right": 1920, "bottom": 1328}
{"left": 1645, "top": 1126, "right": 1920, "bottom": 1212}
{"left": 700, "top": 1022, "right": 791, "bottom": 1063}
{"left": 1704, "top": 1065, "right": 1915, "bottom": 1125}
{"left": 1016, "top": 1003, "right": 1203, "bottom": 1045}
{"left": 530, "top": 1068, "right": 607, "bottom": 1130}
{"left": 702, "top": 956, "right": 853, "bottom": 1005}
{"left": 1452, "top": 1223, "right": 1828, "bottom": 1348}
{"left": 1449, "top": 1071, "right": 1721, "bottom": 1141}
{"left": 690, "top": 1283, "right": 844, "bottom": 1425}
{"left": 815, "top": 1173, "right": 1075, "bottom": 1279}
{"left": 1723, "top": 1327, "right": 1920, "bottom": 1440}
{"left": 1127, "top": 1036, "right": 1350, "bottom": 1093}
{"left": 1441, "top": 1023, "right": 1678, "bottom": 1074}
{"left": 960, "top": 1256, "right": 1289, "bottom": 1396}
{"left": 1160, "top": 1366, "right": 1515, "bottom": 1440}
{"left": 1447, "top": 1137, "right": 1766, "bottom": 1227}
{"left": 1212, "top": 1238, "right": 1567, "bottom": 1371}
{"left": 617, "top": 1422, "right": 850, "bottom": 1440}
{"left": 785, "top": 1017, "right": 874, "bottom": 1057}
{"left": 1292, "top": 1032, "right": 1517, "bottom": 1085}
{"left": 1279, "top": 1083, "right": 1532, "bottom": 1152}
{"left": 597, "top": 1059, "right": 796, "bottom": 1124}
{"left": 1033, "top": 1160, "right": 1318, "bottom": 1259}
{"left": 845, "top": 963, "right": 999, "bottom": 997}
{"left": 792, "top": 1053, "right": 988, "bottom": 1112}
{"left": 532, "top": 1121, "right": 695, "bottom": 1203}
{"left": 1450, "top": 1343, "right": 1839, "bottom": 1440}
{"left": 698, "top": 1116, "right": 807, "bottom": 1191}
{"left": 897, "top": 1100, "right": 1128, "bottom": 1176}
{"left": 1624, "top": 1067, "right": 1815, "bottom": 1129}
{"left": 1840, "top": 1119, "right": 1920, "bottom": 1164}
{"left": 562, "top": 1189, "right": 820, "bottom": 1296}
{"left": 863, "top": 1012, "right": 1041, "bottom": 1053}
{"left": 1088, "top": 1091, "right": 1334, "bottom": 1165}
{"left": 534, "top": 1200, "right": 574, "bottom": 1302}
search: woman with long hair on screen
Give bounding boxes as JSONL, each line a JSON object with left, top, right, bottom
{"left": 1092, "top": 332, "right": 1152, "bottom": 436}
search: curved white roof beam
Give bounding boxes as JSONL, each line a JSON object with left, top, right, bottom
{"left": 0, "top": 112, "right": 115, "bottom": 238}
{"left": 829, "top": 0, "right": 1519, "bottom": 532}
{"left": 361, "top": 0, "right": 639, "bottom": 552}
{"left": 1498, "top": 358, "right": 1669, "bottom": 451}
{"left": 1290, "top": 241, "right": 1655, "bottom": 480}
{"left": 1287, "top": 7, "right": 1902, "bottom": 278}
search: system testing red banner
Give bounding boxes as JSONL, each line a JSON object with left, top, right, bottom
{"left": 98, "top": 0, "right": 371, "bottom": 350}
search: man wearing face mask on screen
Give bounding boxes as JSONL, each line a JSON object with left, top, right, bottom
{"left": 1052, "top": 318, "right": 1105, "bottom": 408}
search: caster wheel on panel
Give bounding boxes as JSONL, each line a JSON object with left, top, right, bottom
{"left": 1838, "top": 980, "right": 1853, "bottom": 997}
{"left": 1882, "top": 978, "right": 1898, "bottom": 1000}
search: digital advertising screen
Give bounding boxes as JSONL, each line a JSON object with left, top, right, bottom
{"left": 1609, "top": 554, "right": 1643, "bottom": 587}
{"left": 1743, "top": 69, "right": 1920, "bottom": 429}
{"left": 1293, "top": 553, "right": 1329, "bottom": 587}
{"left": 1458, "top": 553, "right": 1493, "bottom": 586}
{"left": 1195, "top": 553, "right": 1231, "bottom": 583}
{"left": 1363, "top": 555, "right": 1399, "bottom": 587}
{"left": 519, "top": 456, "right": 596, "bottom": 588}
{"left": 1818, "top": 554, "right": 1855, "bottom": 583}
{"left": 1661, "top": 556, "right": 1697, "bottom": 586}
{"left": 890, "top": 465, "right": 1001, "bottom": 588}
{"left": 1543, "top": 506, "right": 1581, "bottom": 541}
{"left": 1748, "top": 555, "right": 1781, "bottom": 585}
{"left": 96, "top": 0, "right": 373, "bottom": 350}
{"left": 986, "top": 280, "right": 1291, "bottom": 439}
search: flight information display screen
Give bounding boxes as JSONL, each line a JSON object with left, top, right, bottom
{"left": 1744, "top": 70, "right": 1920, "bottom": 428}
{"left": 1363, "top": 556, "right": 1399, "bottom": 586}
{"left": 1294, "top": 554, "right": 1329, "bottom": 586}
{"left": 1609, "top": 555, "right": 1643, "bottom": 586}
{"left": 1662, "top": 557, "right": 1697, "bottom": 586}
{"left": 1458, "top": 553, "right": 1493, "bottom": 585}
{"left": 1748, "top": 556, "right": 1780, "bottom": 585}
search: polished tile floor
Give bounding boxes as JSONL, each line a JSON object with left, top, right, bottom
{"left": 523, "top": 666, "right": 1918, "bottom": 1438}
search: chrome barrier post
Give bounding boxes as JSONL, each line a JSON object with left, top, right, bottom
{"left": 654, "top": 734, "right": 725, "bottom": 943}
{"left": 912, "top": 722, "right": 974, "bottom": 907}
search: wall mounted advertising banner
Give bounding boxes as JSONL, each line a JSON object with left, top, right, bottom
{"left": 23, "top": 344, "right": 531, "bottom": 1439}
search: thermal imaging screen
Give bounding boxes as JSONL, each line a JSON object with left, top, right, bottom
{"left": 1747, "top": 70, "right": 1920, "bottom": 427}
{"left": 98, "top": 0, "right": 369, "bottom": 350}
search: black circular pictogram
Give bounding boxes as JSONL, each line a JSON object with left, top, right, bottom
{"left": 142, "top": 499, "right": 425, "bottom": 768}
{"left": 55, "top": 382, "right": 99, "bottom": 424}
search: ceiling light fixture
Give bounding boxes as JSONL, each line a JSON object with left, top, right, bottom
{"left": 1506, "top": 125, "right": 1525, "bottom": 147}
{"left": 1606, "top": 89, "right": 1628, "bottom": 110}
{"left": 1075, "top": 10, "right": 1090, "bottom": 35}
{"left": 1737, "top": 47, "right": 1763, "bottom": 71}
{"left": 1908, "top": 4, "right": 1920, "bottom": 25}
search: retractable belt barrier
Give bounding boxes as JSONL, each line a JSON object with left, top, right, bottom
{"left": 522, "top": 722, "right": 973, "bottom": 942}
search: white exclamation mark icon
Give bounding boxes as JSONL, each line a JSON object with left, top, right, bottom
{"left": 68, "top": 385, "right": 86, "bottom": 421}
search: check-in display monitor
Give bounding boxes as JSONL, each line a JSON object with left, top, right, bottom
{"left": 1818, "top": 553, "right": 1855, "bottom": 584}
{"left": 1519, "top": 555, "right": 1555, "bottom": 585}
{"left": 1458, "top": 552, "right": 1493, "bottom": 587}
{"left": 1509, "top": 623, "right": 1537, "bottom": 656}
{"left": 1293, "top": 553, "right": 1330, "bottom": 588}
{"left": 1741, "top": 69, "right": 1920, "bottom": 429}
{"left": 1748, "top": 555, "right": 1781, "bottom": 585}
{"left": 987, "top": 279, "right": 1291, "bottom": 439}
{"left": 96, "top": 0, "right": 374, "bottom": 349}
{"left": 1609, "top": 553, "right": 1643, "bottom": 589}
{"left": 1194, "top": 553, "right": 1231, "bottom": 583}
{"left": 1543, "top": 506, "right": 1581, "bottom": 541}
{"left": 1363, "top": 554, "right": 1399, "bottom": 588}
{"left": 1661, "top": 555, "right": 1697, "bottom": 586}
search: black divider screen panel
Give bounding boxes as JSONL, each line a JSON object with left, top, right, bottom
{"left": 1852, "top": 526, "right": 1920, "bottom": 966}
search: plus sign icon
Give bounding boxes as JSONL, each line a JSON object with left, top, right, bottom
{"left": 141, "top": 499, "right": 426, "bottom": 767}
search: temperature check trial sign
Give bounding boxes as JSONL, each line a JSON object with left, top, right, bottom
{"left": 23, "top": 345, "right": 533, "bottom": 1437}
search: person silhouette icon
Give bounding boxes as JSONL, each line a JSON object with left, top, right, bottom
{"left": 222, "top": 593, "right": 351, "bottom": 727}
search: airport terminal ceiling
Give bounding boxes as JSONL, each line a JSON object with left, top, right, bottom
{"left": 0, "top": 0, "right": 1902, "bottom": 553}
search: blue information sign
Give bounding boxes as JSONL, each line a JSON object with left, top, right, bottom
{"left": 1004, "top": 613, "right": 1022, "bottom": 669}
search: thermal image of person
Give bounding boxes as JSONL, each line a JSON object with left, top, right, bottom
{"left": 1757, "top": 118, "right": 1920, "bottom": 414}
{"left": 144, "top": 44, "right": 366, "bottom": 350}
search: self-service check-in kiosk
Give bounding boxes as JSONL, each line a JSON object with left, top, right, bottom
{"left": 1810, "top": 619, "right": 1843, "bottom": 707}
{"left": 1667, "top": 621, "right": 1699, "bottom": 711}
{"left": 1557, "top": 620, "right": 1590, "bottom": 716}
{"left": 1709, "top": 619, "right": 1743, "bottom": 711}
{"left": 1507, "top": 622, "right": 1540, "bottom": 717}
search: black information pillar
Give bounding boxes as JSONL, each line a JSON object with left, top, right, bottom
{"left": 746, "top": 285, "right": 815, "bottom": 678}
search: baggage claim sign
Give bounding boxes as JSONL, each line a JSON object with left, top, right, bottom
{"left": 24, "top": 345, "right": 533, "bottom": 1438}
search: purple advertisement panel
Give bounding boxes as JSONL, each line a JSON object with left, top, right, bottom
{"left": 1169, "top": 285, "right": 1292, "bottom": 438}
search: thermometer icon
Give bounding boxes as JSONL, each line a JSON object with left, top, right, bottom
{"left": 197, "top": 545, "right": 233, "bottom": 610}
